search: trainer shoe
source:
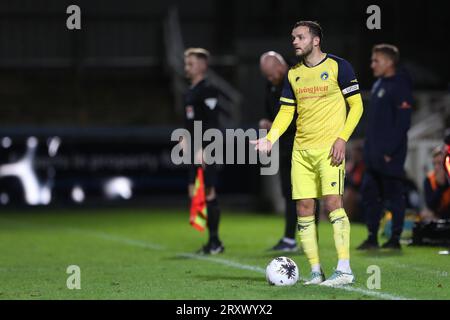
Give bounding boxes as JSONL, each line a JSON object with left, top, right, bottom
{"left": 269, "top": 238, "right": 298, "bottom": 252}
{"left": 196, "top": 241, "right": 225, "bottom": 255}
{"left": 381, "top": 238, "right": 401, "bottom": 250}
{"left": 303, "top": 270, "right": 326, "bottom": 285}
{"left": 320, "top": 270, "right": 355, "bottom": 287}
{"left": 356, "top": 238, "right": 379, "bottom": 250}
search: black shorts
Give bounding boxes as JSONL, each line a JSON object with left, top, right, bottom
{"left": 279, "top": 152, "right": 292, "bottom": 199}
{"left": 188, "top": 165, "right": 218, "bottom": 188}
{"left": 279, "top": 138, "right": 294, "bottom": 199}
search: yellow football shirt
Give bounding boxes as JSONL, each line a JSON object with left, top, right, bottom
{"left": 267, "top": 54, "right": 362, "bottom": 150}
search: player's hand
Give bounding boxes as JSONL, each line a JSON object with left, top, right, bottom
{"left": 250, "top": 137, "right": 273, "bottom": 153}
{"left": 194, "top": 148, "right": 204, "bottom": 166}
{"left": 384, "top": 155, "right": 392, "bottom": 163}
{"left": 259, "top": 118, "right": 273, "bottom": 130}
{"left": 188, "top": 184, "right": 195, "bottom": 198}
{"left": 329, "top": 138, "right": 346, "bottom": 166}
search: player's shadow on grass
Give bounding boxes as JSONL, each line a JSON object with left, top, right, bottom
{"left": 231, "top": 251, "right": 304, "bottom": 260}
{"left": 193, "top": 274, "right": 266, "bottom": 283}
{"left": 164, "top": 255, "right": 215, "bottom": 261}
{"left": 165, "top": 255, "right": 191, "bottom": 261}
{"left": 355, "top": 249, "right": 404, "bottom": 258}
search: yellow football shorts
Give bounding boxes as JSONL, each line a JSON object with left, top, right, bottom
{"left": 291, "top": 147, "right": 345, "bottom": 199}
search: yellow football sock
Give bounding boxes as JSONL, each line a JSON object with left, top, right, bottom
{"left": 329, "top": 208, "right": 350, "bottom": 260}
{"left": 297, "top": 216, "right": 320, "bottom": 266}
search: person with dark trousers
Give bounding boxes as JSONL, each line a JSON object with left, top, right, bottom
{"left": 445, "top": 129, "right": 450, "bottom": 182}
{"left": 182, "top": 48, "right": 224, "bottom": 255}
{"left": 357, "top": 44, "right": 413, "bottom": 250}
{"left": 344, "top": 141, "right": 365, "bottom": 222}
{"left": 423, "top": 146, "right": 450, "bottom": 219}
{"left": 259, "top": 51, "right": 298, "bottom": 251}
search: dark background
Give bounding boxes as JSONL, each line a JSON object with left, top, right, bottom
{"left": 0, "top": 0, "right": 448, "bottom": 208}
{"left": 1, "top": 0, "right": 448, "bottom": 126}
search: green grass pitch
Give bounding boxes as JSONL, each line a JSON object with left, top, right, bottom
{"left": 0, "top": 209, "right": 448, "bottom": 300}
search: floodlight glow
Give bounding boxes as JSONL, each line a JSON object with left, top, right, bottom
{"left": 47, "top": 137, "right": 61, "bottom": 157}
{"left": 0, "top": 193, "right": 9, "bottom": 205}
{"left": 104, "top": 177, "right": 133, "bottom": 200}
{"left": 71, "top": 186, "right": 85, "bottom": 203}
{"left": 1, "top": 137, "right": 12, "bottom": 148}
{"left": 0, "top": 137, "right": 52, "bottom": 205}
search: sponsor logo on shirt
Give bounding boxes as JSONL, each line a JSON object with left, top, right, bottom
{"left": 296, "top": 85, "right": 329, "bottom": 95}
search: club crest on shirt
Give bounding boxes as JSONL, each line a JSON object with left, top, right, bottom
{"left": 186, "top": 105, "right": 194, "bottom": 119}
{"left": 204, "top": 98, "right": 218, "bottom": 110}
{"left": 320, "top": 71, "right": 329, "bottom": 80}
{"left": 377, "top": 88, "right": 385, "bottom": 98}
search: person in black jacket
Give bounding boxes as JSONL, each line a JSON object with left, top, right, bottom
{"left": 357, "top": 44, "right": 413, "bottom": 250}
{"left": 259, "top": 51, "right": 298, "bottom": 251}
{"left": 258, "top": 51, "right": 321, "bottom": 252}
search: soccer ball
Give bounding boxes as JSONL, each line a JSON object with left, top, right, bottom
{"left": 266, "top": 256, "right": 299, "bottom": 286}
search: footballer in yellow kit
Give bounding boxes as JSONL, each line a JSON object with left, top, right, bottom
{"left": 251, "top": 21, "right": 363, "bottom": 287}
{"left": 279, "top": 52, "right": 360, "bottom": 200}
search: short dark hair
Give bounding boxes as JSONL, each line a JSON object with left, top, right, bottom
{"left": 372, "top": 44, "right": 400, "bottom": 66}
{"left": 293, "top": 21, "right": 323, "bottom": 44}
{"left": 184, "top": 47, "right": 210, "bottom": 62}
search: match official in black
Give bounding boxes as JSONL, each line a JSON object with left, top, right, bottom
{"left": 183, "top": 48, "right": 224, "bottom": 255}
{"left": 358, "top": 44, "right": 413, "bottom": 250}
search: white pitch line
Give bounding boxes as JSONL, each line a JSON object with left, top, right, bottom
{"left": 382, "top": 261, "right": 448, "bottom": 278}
{"left": 337, "top": 286, "right": 410, "bottom": 300}
{"left": 84, "top": 230, "right": 413, "bottom": 300}
{"left": 2, "top": 223, "right": 414, "bottom": 300}
{"left": 177, "top": 253, "right": 266, "bottom": 273}
{"left": 42, "top": 225, "right": 167, "bottom": 251}
{"left": 368, "top": 256, "right": 449, "bottom": 278}
{"left": 1, "top": 217, "right": 446, "bottom": 279}
{"left": 178, "top": 252, "right": 412, "bottom": 300}
{"left": 87, "top": 231, "right": 166, "bottom": 251}
{"left": 0, "top": 219, "right": 417, "bottom": 300}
